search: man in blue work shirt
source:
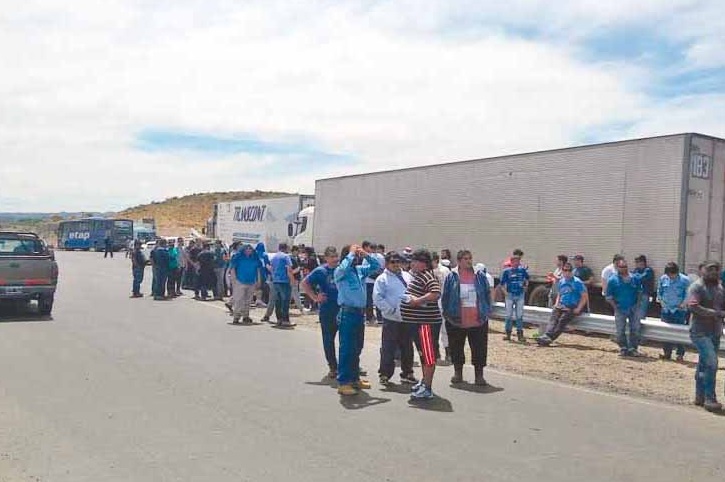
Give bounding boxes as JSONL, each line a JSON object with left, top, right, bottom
{"left": 269, "top": 243, "right": 294, "bottom": 327}
{"left": 499, "top": 255, "right": 529, "bottom": 342}
{"left": 537, "top": 262, "right": 588, "bottom": 346}
{"left": 229, "top": 243, "right": 263, "bottom": 324}
{"left": 301, "top": 246, "right": 341, "bottom": 379}
{"left": 633, "top": 254, "right": 655, "bottom": 320}
{"left": 606, "top": 259, "right": 643, "bottom": 357}
{"left": 334, "top": 243, "right": 380, "bottom": 396}
{"left": 657, "top": 262, "right": 691, "bottom": 361}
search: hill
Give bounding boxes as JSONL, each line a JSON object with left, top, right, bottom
{"left": 117, "top": 190, "right": 293, "bottom": 236}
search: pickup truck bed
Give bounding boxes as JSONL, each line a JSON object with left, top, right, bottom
{"left": 0, "top": 232, "right": 58, "bottom": 315}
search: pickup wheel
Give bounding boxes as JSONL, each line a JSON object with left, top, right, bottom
{"left": 38, "top": 294, "right": 54, "bottom": 316}
{"left": 528, "top": 285, "right": 550, "bottom": 307}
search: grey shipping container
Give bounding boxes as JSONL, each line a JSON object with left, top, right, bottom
{"left": 313, "top": 133, "right": 725, "bottom": 305}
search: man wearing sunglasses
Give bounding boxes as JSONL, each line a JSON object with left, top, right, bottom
{"left": 537, "top": 262, "right": 588, "bottom": 346}
{"left": 605, "top": 259, "right": 643, "bottom": 357}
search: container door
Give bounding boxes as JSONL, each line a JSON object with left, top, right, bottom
{"left": 684, "top": 136, "right": 725, "bottom": 273}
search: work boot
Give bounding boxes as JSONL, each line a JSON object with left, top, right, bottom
{"left": 694, "top": 393, "right": 705, "bottom": 407}
{"left": 503, "top": 332, "right": 512, "bottom": 341}
{"left": 517, "top": 331, "right": 526, "bottom": 343}
{"left": 704, "top": 399, "right": 722, "bottom": 412}
{"left": 353, "top": 379, "right": 371, "bottom": 390}
{"left": 474, "top": 366, "right": 487, "bottom": 386}
{"left": 450, "top": 365, "right": 464, "bottom": 384}
{"left": 337, "top": 384, "right": 358, "bottom": 396}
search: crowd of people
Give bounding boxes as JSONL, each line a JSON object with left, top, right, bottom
{"left": 126, "top": 238, "right": 725, "bottom": 412}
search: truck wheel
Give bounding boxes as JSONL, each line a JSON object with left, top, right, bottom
{"left": 528, "top": 285, "right": 550, "bottom": 307}
{"left": 38, "top": 294, "right": 54, "bottom": 316}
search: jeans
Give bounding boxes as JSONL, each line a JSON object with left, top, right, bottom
{"left": 320, "top": 307, "right": 340, "bottom": 370}
{"left": 167, "top": 268, "right": 180, "bottom": 296}
{"left": 543, "top": 307, "right": 576, "bottom": 341}
{"left": 273, "top": 282, "right": 291, "bottom": 322}
{"left": 290, "top": 281, "right": 304, "bottom": 311}
{"left": 132, "top": 267, "right": 144, "bottom": 295}
{"left": 152, "top": 267, "right": 168, "bottom": 298}
{"left": 614, "top": 306, "right": 641, "bottom": 352}
{"left": 504, "top": 294, "right": 525, "bottom": 333}
{"left": 690, "top": 332, "right": 721, "bottom": 401}
{"left": 662, "top": 310, "right": 687, "bottom": 358}
{"left": 264, "top": 281, "right": 277, "bottom": 319}
{"left": 231, "top": 279, "right": 255, "bottom": 319}
{"left": 379, "top": 318, "right": 414, "bottom": 378}
{"left": 214, "top": 268, "right": 226, "bottom": 299}
{"left": 337, "top": 307, "right": 365, "bottom": 385}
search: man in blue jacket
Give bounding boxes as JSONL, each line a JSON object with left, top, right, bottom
{"left": 537, "top": 262, "right": 588, "bottom": 347}
{"left": 441, "top": 249, "right": 492, "bottom": 385}
{"left": 606, "top": 259, "right": 643, "bottom": 357}
{"left": 334, "top": 244, "right": 380, "bottom": 396}
{"left": 229, "top": 244, "right": 262, "bottom": 324}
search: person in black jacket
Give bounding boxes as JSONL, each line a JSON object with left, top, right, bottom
{"left": 130, "top": 240, "right": 145, "bottom": 298}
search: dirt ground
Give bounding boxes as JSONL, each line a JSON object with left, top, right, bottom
{"left": 273, "top": 307, "right": 724, "bottom": 408}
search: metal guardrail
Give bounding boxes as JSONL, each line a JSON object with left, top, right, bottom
{"left": 490, "top": 302, "right": 725, "bottom": 351}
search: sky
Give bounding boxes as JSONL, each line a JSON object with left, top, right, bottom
{"left": 1, "top": 0, "right": 724, "bottom": 212}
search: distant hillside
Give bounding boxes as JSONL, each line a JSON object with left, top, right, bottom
{"left": 117, "top": 190, "right": 293, "bottom": 236}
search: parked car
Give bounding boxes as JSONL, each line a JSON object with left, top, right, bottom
{"left": 0, "top": 231, "right": 58, "bottom": 316}
{"left": 140, "top": 240, "right": 156, "bottom": 265}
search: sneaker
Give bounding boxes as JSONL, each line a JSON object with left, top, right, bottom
{"left": 536, "top": 336, "right": 552, "bottom": 346}
{"left": 618, "top": 349, "right": 629, "bottom": 357}
{"left": 410, "top": 384, "right": 434, "bottom": 400}
{"left": 338, "top": 384, "right": 358, "bottom": 396}
{"left": 675, "top": 354, "right": 685, "bottom": 362}
{"left": 242, "top": 317, "right": 253, "bottom": 324}
{"left": 474, "top": 376, "right": 488, "bottom": 386}
{"left": 354, "top": 379, "right": 371, "bottom": 390}
{"left": 232, "top": 317, "right": 241, "bottom": 324}
{"left": 260, "top": 317, "right": 270, "bottom": 323}
{"left": 658, "top": 354, "right": 672, "bottom": 361}
{"left": 502, "top": 333, "right": 511, "bottom": 341}
{"left": 379, "top": 375, "right": 390, "bottom": 386}
{"left": 694, "top": 394, "right": 705, "bottom": 406}
{"left": 400, "top": 373, "right": 418, "bottom": 385}
{"left": 410, "top": 379, "right": 424, "bottom": 392}
{"left": 627, "top": 349, "right": 642, "bottom": 358}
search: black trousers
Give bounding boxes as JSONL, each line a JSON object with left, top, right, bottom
{"left": 378, "top": 319, "right": 414, "bottom": 378}
{"left": 446, "top": 322, "right": 488, "bottom": 368}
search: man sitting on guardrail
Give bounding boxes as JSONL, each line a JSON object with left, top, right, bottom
{"left": 537, "top": 262, "right": 588, "bottom": 347}
{"left": 687, "top": 261, "right": 725, "bottom": 412}
{"left": 606, "top": 259, "right": 643, "bottom": 357}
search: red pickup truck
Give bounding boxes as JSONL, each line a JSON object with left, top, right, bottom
{"left": 0, "top": 232, "right": 58, "bottom": 316}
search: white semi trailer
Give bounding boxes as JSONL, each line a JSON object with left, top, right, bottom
{"left": 212, "top": 195, "right": 315, "bottom": 249}
{"left": 312, "top": 133, "right": 725, "bottom": 309}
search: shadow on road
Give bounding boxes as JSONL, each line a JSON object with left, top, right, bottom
{"left": 380, "top": 383, "right": 414, "bottom": 394}
{"left": 450, "top": 382, "right": 504, "bottom": 395}
{"left": 408, "top": 395, "right": 453, "bottom": 412}
{"left": 305, "top": 376, "right": 338, "bottom": 389}
{"left": 339, "top": 391, "right": 391, "bottom": 410}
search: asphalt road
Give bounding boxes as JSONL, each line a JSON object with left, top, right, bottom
{"left": 0, "top": 251, "right": 723, "bottom": 481}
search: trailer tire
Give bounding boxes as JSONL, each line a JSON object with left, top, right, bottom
{"left": 528, "top": 285, "right": 550, "bottom": 307}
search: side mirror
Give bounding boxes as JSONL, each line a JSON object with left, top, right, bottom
{"left": 287, "top": 223, "right": 294, "bottom": 237}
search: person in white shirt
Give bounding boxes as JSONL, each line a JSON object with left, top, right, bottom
{"left": 601, "top": 254, "right": 625, "bottom": 297}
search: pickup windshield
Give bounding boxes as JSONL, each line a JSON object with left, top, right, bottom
{"left": 0, "top": 235, "right": 45, "bottom": 255}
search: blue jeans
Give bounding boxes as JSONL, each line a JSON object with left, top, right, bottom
{"left": 337, "top": 307, "right": 364, "bottom": 385}
{"left": 273, "top": 283, "right": 291, "bottom": 322}
{"left": 504, "top": 294, "right": 525, "bottom": 333}
{"left": 132, "top": 267, "right": 144, "bottom": 295}
{"left": 319, "top": 307, "right": 339, "bottom": 370}
{"left": 152, "top": 267, "right": 168, "bottom": 298}
{"left": 690, "top": 332, "right": 721, "bottom": 401}
{"left": 661, "top": 310, "right": 687, "bottom": 358}
{"left": 614, "top": 306, "right": 641, "bottom": 352}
